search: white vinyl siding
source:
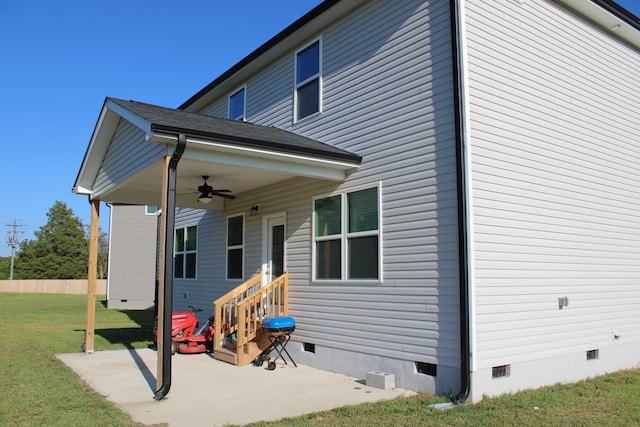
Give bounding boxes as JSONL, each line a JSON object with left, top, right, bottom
{"left": 465, "top": 0, "right": 640, "bottom": 371}
{"left": 94, "top": 120, "right": 166, "bottom": 197}
{"left": 181, "top": 0, "right": 460, "bottom": 373}
{"left": 107, "top": 205, "right": 157, "bottom": 309}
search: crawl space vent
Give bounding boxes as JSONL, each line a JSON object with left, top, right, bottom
{"left": 492, "top": 364, "right": 511, "bottom": 378}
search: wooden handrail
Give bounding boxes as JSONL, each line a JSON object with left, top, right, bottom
{"left": 212, "top": 272, "right": 289, "bottom": 365}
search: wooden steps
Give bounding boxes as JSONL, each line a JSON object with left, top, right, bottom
{"left": 212, "top": 272, "right": 289, "bottom": 366}
{"left": 214, "top": 341, "right": 264, "bottom": 366}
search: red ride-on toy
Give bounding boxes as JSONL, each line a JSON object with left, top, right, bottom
{"left": 153, "top": 305, "right": 205, "bottom": 355}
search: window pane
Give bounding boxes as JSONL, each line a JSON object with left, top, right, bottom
{"left": 296, "top": 79, "right": 319, "bottom": 120}
{"left": 272, "top": 224, "right": 285, "bottom": 278}
{"left": 185, "top": 253, "right": 197, "bottom": 278}
{"left": 229, "top": 88, "right": 245, "bottom": 120}
{"left": 174, "top": 254, "right": 184, "bottom": 278}
{"left": 349, "top": 236, "right": 378, "bottom": 279}
{"left": 227, "top": 216, "right": 243, "bottom": 246}
{"left": 186, "top": 226, "right": 197, "bottom": 251}
{"left": 296, "top": 41, "right": 319, "bottom": 83}
{"left": 227, "top": 248, "right": 243, "bottom": 279}
{"left": 174, "top": 228, "right": 184, "bottom": 252}
{"left": 348, "top": 187, "right": 378, "bottom": 233}
{"left": 315, "top": 195, "right": 341, "bottom": 236}
{"left": 316, "top": 239, "right": 341, "bottom": 279}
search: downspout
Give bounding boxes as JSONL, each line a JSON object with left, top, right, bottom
{"left": 155, "top": 133, "right": 187, "bottom": 401}
{"left": 450, "top": 0, "right": 473, "bottom": 403}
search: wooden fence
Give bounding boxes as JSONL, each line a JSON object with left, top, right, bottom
{"left": 0, "top": 279, "right": 107, "bottom": 295}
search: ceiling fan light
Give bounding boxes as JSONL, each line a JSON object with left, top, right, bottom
{"left": 198, "top": 195, "right": 213, "bottom": 204}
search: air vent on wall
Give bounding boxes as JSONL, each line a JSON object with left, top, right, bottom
{"left": 492, "top": 364, "right": 511, "bottom": 378}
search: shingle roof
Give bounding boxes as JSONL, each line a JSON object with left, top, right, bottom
{"left": 109, "top": 98, "right": 362, "bottom": 164}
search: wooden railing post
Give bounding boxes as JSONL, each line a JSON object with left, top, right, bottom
{"left": 212, "top": 272, "right": 288, "bottom": 366}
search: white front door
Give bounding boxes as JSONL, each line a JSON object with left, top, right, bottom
{"left": 262, "top": 213, "right": 285, "bottom": 285}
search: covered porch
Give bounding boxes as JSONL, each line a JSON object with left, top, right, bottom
{"left": 73, "top": 97, "right": 361, "bottom": 399}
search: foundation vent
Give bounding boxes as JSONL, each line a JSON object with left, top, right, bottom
{"left": 303, "top": 343, "right": 315, "bottom": 353}
{"left": 586, "top": 349, "right": 599, "bottom": 360}
{"left": 492, "top": 364, "right": 511, "bottom": 379}
{"left": 416, "top": 362, "right": 437, "bottom": 377}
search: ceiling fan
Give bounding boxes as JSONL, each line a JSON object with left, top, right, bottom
{"left": 195, "top": 176, "right": 235, "bottom": 203}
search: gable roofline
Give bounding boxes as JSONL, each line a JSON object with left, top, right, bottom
{"left": 593, "top": 0, "right": 640, "bottom": 31}
{"left": 556, "top": 0, "right": 640, "bottom": 50}
{"left": 179, "top": 0, "right": 372, "bottom": 112}
{"left": 73, "top": 97, "right": 362, "bottom": 196}
{"left": 179, "top": 0, "right": 341, "bottom": 111}
{"left": 180, "top": 0, "right": 640, "bottom": 113}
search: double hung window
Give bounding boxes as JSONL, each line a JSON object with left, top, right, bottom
{"left": 295, "top": 39, "right": 321, "bottom": 121}
{"left": 229, "top": 87, "right": 245, "bottom": 121}
{"left": 227, "top": 214, "right": 244, "bottom": 279}
{"left": 174, "top": 225, "right": 197, "bottom": 279}
{"left": 313, "top": 186, "right": 380, "bottom": 281}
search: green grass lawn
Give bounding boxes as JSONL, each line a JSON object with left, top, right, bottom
{"left": 0, "top": 293, "right": 155, "bottom": 426}
{"left": 1, "top": 292, "right": 640, "bottom": 426}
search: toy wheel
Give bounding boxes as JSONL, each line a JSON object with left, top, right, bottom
{"left": 171, "top": 341, "right": 177, "bottom": 355}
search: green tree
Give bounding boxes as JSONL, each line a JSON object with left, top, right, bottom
{"left": 14, "top": 201, "right": 89, "bottom": 279}
{"left": 0, "top": 256, "right": 10, "bottom": 280}
{"left": 97, "top": 230, "right": 109, "bottom": 279}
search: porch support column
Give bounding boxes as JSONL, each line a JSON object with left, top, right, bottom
{"left": 84, "top": 199, "right": 100, "bottom": 353}
{"left": 155, "top": 133, "right": 186, "bottom": 400}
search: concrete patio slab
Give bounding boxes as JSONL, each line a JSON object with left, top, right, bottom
{"left": 57, "top": 348, "right": 415, "bottom": 426}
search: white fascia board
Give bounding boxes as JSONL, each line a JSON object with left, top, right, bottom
{"left": 152, "top": 133, "right": 358, "bottom": 180}
{"left": 556, "top": 0, "right": 640, "bottom": 50}
{"left": 105, "top": 99, "right": 154, "bottom": 140}
{"left": 74, "top": 101, "right": 155, "bottom": 196}
{"left": 180, "top": 139, "right": 353, "bottom": 181}
{"left": 74, "top": 107, "right": 120, "bottom": 195}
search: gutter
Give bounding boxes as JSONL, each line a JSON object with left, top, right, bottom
{"left": 450, "top": 0, "right": 473, "bottom": 403}
{"left": 155, "top": 133, "right": 187, "bottom": 401}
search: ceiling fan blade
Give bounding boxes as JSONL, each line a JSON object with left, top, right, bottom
{"left": 213, "top": 192, "right": 236, "bottom": 200}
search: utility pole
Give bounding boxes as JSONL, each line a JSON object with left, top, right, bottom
{"left": 6, "top": 220, "right": 24, "bottom": 280}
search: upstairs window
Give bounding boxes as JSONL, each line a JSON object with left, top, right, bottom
{"left": 229, "top": 87, "right": 246, "bottom": 121}
{"left": 295, "top": 39, "right": 321, "bottom": 121}
{"left": 227, "top": 214, "right": 244, "bottom": 279}
{"left": 313, "top": 186, "right": 381, "bottom": 282}
{"left": 175, "top": 225, "right": 197, "bottom": 279}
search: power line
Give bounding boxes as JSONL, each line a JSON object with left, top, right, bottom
{"left": 5, "top": 220, "right": 24, "bottom": 280}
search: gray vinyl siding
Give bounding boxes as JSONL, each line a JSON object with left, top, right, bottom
{"left": 180, "top": 0, "right": 461, "bottom": 373}
{"left": 94, "top": 120, "right": 166, "bottom": 197}
{"left": 107, "top": 205, "right": 157, "bottom": 309}
{"left": 465, "top": 0, "right": 640, "bottom": 370}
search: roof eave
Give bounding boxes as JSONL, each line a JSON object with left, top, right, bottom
{"left": 149, "top": 123, "right": 362, "bottom": 165}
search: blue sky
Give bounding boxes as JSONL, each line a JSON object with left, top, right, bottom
{"left": 0, "top": 0, "right": 638, "bottom": 257}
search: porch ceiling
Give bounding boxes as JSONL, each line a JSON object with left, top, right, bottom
{"left": 73, "top": 98, "right": 361, "bottom": 210}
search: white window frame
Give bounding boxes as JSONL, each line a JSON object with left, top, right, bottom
{"left": 228, "top": 86, "right": 246, "bottom": 121}
{"left": 226, "top": 213, "right": 245, "bottom": 280}
{"left": 312, "top": 183, "right": 382, "bottom": 284}
{"left": 174, "top": 225, "right": 197, "bottom": 279}
{"left": 145, "top": 205, "right": 160, "bottom": 215}
{"left": 294, "top": 38, "right": 322, "bottom": 123}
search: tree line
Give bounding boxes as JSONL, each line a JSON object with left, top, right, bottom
{"left": 0, "top": 201, "right": 108, "bottom": 280}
